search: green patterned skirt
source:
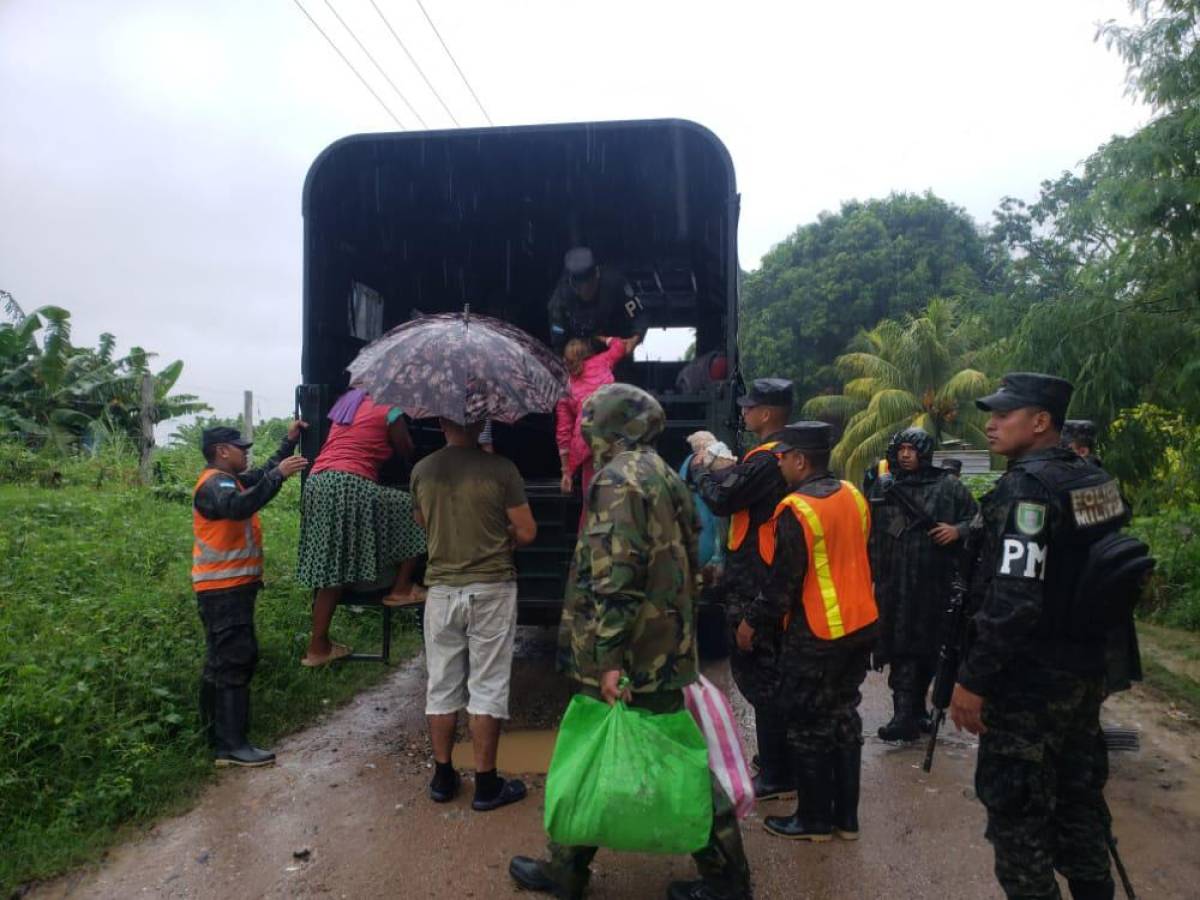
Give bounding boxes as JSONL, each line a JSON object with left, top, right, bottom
{"left": 296, "top": 470, "right": 427, "bottom": 589}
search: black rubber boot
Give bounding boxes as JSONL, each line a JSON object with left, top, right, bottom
{"left": 752, "top": 715, "right": 794, "bottom": 800}
{"left": 763, "top": 752, "right": 833, "bottom": 841}
{"left": 508, "top": 856, "right": 580, "bottom": 899}
{"left": 667, "top": 879, "right": 748, "bottom": 900}
{"left": 199, "top": 680, "right": 217, "bottom": 749}
{"left": 877, "top": 691, "right": 920, "bottom": 742}
{"left": 912, "top": 680, "right": 933, "bottom": 734}
{"left": 831, "top": 744, "right": 862, "bottom": 840}
{"left": 214, "top": 686, "right": 275, "bottom": 767}
{"left": 1067, "top": 878, "right": 1115, "bottom": 900}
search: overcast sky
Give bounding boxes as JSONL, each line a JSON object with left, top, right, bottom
{"left": 0, "top": 0, "right": 1148, "bottom": 423}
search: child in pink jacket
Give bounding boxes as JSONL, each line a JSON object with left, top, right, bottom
{"left": 556, "top": 335, "right": 640, "bottom": 512}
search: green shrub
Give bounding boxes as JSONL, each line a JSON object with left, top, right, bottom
{"left": 0, "top": 474, "right": 417, "bottom": 891}
{"left": 961, "top": 471, "right": 1000, "bottom": 500}
{"left": 1129, "top": 505, "right": 1200, "bottom": 631}
{"left": 1105, "top": 404, "right": 1200, "bottom": 514}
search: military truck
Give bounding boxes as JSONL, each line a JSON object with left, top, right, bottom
{"left": 297, "top": 118, "right": 741, "bottom": 643}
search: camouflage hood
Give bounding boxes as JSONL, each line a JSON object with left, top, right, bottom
{"left": 886, "top": 427, "right": 935, "bottom": 469}
{"left": 581, "top": 383, "right": 665, "bottom": 466}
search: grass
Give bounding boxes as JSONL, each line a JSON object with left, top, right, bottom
{"left": 1130, "top": 507, "right": 1200, "bottom": 632}
{"left": 0, "top": 462, "right": 419, "bottom": 893}
{"left": 1140, "top": 660, "right": 1200, "bottom": 721}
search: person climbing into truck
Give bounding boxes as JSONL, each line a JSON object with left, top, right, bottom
{"left": 547, "top": 246, "right": 648, "bottom": 353}
{"left": 555, "top": 332, "right": 641, "bottom": 521}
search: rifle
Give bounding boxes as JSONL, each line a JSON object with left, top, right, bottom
{"left": 873, "top": 463, "right": 970, "bottom": 773}
{"left": 1102, "top": 795, "right": 1137, "bottom": 899}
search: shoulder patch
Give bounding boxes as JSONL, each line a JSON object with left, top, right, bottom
{"left": 1069, "top": 480, "right": 1124, "bottom": 528}
{"left": 217, "top": 477, "right": 237, "bottom": 489}
{"left": 1014, "top": 501, "right": 1046, "bottom": 536}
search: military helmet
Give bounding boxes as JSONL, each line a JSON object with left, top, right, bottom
{"left": 581, "top": 383, "right": 665, "bottom": 464}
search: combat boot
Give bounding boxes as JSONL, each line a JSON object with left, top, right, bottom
{"left": 763, "top": 752, "right": 833, "bottom": 841}
{"left": 751, "top": 715, "right": 794, "bottom": 800}
{"left": 831, "top": 744, "right": 861, "bottom": 840}
{"left": 214, "top": 686, "right": 275, "bottom": 767}
{"left": 508, "top": 856, "right": 584, "bottom": 899}
{"left": 667, "top": 879, "right": 750, "bottom": 900}
{"left": 877, "top": 691, "right": 920, "bottom": 742}
{"left": 912, "top": 690, "right": 933, "bottom": 734}
{"left": 1066, "top": 878, "right": 1115, "bottom": 900}
{"left": 199, "top": 680, "right": 217, "bottom": 748}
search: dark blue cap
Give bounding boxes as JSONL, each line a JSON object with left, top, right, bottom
{"left": 773, "top": 420, "right": 833, "bottom": 453}
{"left": 737, "top": 377, "right": 794, "bottom": 410}
{"left": 976, "top": 372, "right": 1073, "bottom": 421}
{"left": 201, "top": 427, "right": 252, "bottom": 452}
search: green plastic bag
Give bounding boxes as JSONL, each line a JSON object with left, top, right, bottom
{"left": 544, "top": 694, "right": 713, "bottom": 854}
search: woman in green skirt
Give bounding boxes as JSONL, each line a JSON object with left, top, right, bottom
{"left": 297, "top": 389, "right": 427, "bottom": 666}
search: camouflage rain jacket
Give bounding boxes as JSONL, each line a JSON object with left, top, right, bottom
{"left": 557, "top": 383, "right": 700, "bottom": 693}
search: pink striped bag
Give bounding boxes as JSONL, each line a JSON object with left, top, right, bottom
{"left": 682, "top": 675, "right": 756, "bottom": 820}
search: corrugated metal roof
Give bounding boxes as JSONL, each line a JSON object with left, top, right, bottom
{"left": 933, "top": 450, "right": 993, "bottom": 474}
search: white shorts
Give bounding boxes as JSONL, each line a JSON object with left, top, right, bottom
{"left": 423, "top": 580, "right": 518, "bottom": 719}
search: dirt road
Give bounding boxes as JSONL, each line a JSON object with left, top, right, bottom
{"left": 34, "top": 629, "right": 1200, "bottom": 899}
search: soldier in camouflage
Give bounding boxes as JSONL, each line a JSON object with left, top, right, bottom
{"left": 868, "top": 427, "right": 977, "bottom": 742}
{"left": 692, "top": 378, "right": 794, "bottom": 801}
{"left": 951, "top": 373, "right": 1130, "bottom": 900}
{"left": 510, "top": 383, "right": 752, "bottom": 900}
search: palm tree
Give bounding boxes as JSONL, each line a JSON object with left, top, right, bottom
{"left": 803, "top": 298, "right": 992, "bottom": 483}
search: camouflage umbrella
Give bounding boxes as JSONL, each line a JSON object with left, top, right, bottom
{"left": 346, "top": 309, "right": 569, "bottom": 424}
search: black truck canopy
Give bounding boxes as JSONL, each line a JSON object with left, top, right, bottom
{"left": 298, "top": 119, "right": 741, "bottom": 610}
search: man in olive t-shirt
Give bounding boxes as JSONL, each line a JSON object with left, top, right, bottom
{"left": 410, "top": 418, "right": 537, "bottom": 813}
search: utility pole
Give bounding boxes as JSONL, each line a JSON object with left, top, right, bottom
{"left": 139, "top": 374, "right": 156, "bottom": 486}
{"left": 243, "top": 390, "right": 254, "bottom": 466}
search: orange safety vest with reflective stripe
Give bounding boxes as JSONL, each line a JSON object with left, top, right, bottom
{"left": 758, "top": 482, "right": 878, "bottom": 640}
{"left": 726, "top": 441, "right": 781, "bottom": 551}
{"left": 192, "top": 468, "right": 264, "bottom": 593}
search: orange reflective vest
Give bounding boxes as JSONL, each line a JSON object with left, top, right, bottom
{"left": 192, "top": 468, "right": 264, "bottom": 593}
{"left": 758, "top": 482, "right": 878, "bottom": 640}
{"left": 726, "top": 441, "right": 781, "bottom": 551}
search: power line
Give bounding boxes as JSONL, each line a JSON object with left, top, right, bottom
{"left": 414, "top": 0, "right": 493, "bottom": 125}
{"left": 321, "top": 0, "right": 428, "bottom": 128}
{"left": 292, "top": 0, "right": 407, "bottom": 129}
{"left": 369, "top": 0, "right": 460, "bottom": 126}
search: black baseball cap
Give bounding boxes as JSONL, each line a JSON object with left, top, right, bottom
{"left": 976, "top": 372, "right": 1073, "bottom": 421}
{"left": 737, "top": 377, "right": 794, "bottom": 410}
{"left": 564, "top": 246, "right": 598, "bottom": 281}
{"left": 201, "top": 426, "right": 253, "bottom": 452}
{"left": 772, "top": 420, "right": 833, "bottom": 454}
{"left": 941, "top": 458, "right": 963, "bottom": 474}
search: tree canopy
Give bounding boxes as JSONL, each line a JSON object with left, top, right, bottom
{"left": 740, "top": 192, "right": 997, "bottom": 397}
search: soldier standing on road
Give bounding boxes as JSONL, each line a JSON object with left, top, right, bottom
{"left": 756, "top": 422, "right": 879, "bottom": 841}
{"left": 509, "top": 384, "right": 753, "bottom": 900}
{"left": 869, "top": 428, "right": 977, "bottom": 742}
{"left": 951, "top": 373, "right": 1130, "bottom": 900}
{"left": 547, "top": 246, "right": 648, "bottom": 353}
{"left": 691, "top": 378, "right": 794, "bottom": 800}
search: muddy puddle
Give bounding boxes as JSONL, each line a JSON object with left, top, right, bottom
{"left": 451, "top": 729, "right": 559, "bottom": 773}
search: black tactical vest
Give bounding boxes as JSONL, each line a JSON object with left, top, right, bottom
{"left": 1015, "top": 451, "right": 1130, "bottom": 667}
